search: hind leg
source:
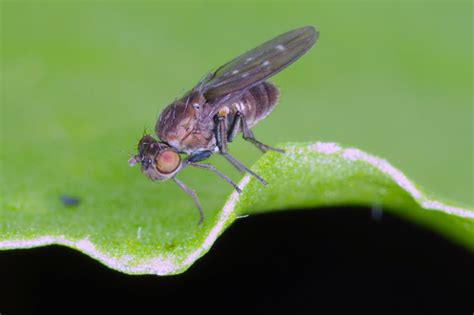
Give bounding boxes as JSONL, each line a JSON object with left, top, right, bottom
{"left": 229, "top": 111, "right": 284, "bottom": 154}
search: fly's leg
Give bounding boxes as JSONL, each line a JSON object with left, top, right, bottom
{"left": 172, "top": 177, "right": 204, "bottom": 225}
{"left": 185, "top": 150, "right": 241, "bottom": 193}
{"left": 186, "top": 150, "right": 214, "bottom": 163}
{"left": 190, "top": 163, "right": 241, "bottom": 193}
{"left": 215, "top": 112, "right": 230, "bottom": 153}
{"left": 240, "top": 112, "right": 285, "bottom": 153}
{"left": 227, "top": 110, "right": 284, "bottom": 153}
{"left": 215, "top": 112, "right": 242, "bottom": 173}
{"left": 215, "top": 111, "right": 268, "bottom": 185}
{"left": 227, "top": 111, "right": 242, "bottom": 143}
{"left": 222, "top": 152, "right": 268, "bottom": 185}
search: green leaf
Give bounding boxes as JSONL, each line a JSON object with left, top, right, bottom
{"left": 1, "top": 142, "right": 473, "bottom": 275}
{"left": 2, "top": 1, "right": 472, "bottom": 276}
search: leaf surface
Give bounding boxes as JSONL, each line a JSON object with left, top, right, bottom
{"left": 1, "top": 142, "right": 472, "bottom": 275}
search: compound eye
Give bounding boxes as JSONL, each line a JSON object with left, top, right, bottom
{"left": 155, "top": 150, "right": 181, "bottom": 174}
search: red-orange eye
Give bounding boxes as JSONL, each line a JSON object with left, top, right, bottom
{"left": 155, "top": 150, "right": 181, "bottom": 174}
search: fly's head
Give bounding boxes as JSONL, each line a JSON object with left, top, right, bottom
{"left": 129, "top": 135, "right": 182, "bottom": 181}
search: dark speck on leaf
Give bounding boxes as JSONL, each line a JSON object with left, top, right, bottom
{"left": 60, "top": 195, "right": 81, "bottom": 207}
{"left": 165, "top": 243, "right": 177, "bottom": 250}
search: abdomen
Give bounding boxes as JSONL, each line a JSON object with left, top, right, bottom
{"left": 183, "top": 81, "right": 280, "bottom": 152}
{"left": 235, "top": 81, "right": 280, "bottom": 128}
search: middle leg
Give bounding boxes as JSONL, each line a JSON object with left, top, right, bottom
{"left": 215, "top": 111, "right": 268, "bottom": 185}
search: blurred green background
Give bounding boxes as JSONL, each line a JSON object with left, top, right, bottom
{"left": 2, "top": 0, "right": 472, "bottom": 208}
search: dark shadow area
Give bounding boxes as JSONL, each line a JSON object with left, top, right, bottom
{"left": 0, "top": 207, "right": 473, "bottom": 315}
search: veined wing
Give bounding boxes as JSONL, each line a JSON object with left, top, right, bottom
{"left": 201, "top": 26, "right": 318, "bottom": 101}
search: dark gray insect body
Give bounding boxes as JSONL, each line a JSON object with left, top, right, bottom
{"left": 129, "top": 26, "right": 319, "bottom": 224}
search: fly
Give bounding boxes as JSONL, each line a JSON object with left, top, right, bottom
{"left": 129, "top": 26, "right": 319, "bottom": 224}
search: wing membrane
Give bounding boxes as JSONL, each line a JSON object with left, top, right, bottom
{"left": 201, "top": 26, "right": 318, "bottom": 101}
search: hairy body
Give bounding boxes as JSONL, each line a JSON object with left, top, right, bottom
{"left": 130, "top": 26, "right": 318, "bottom": 224}
{"left": 157, "top": 81, "right": 280, "bottom": 154}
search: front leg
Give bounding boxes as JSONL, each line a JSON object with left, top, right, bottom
{"left": 189, "top": 163, "right": 241, "bottom": 193}
{"left": 186, "top": 150, "right": 213, "bottom": 163}
{"left": 172, "top": 177, "right": 204, "bottom": 225}
{"left": 184, "top": 150, "right": 241, "bottom": 193}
